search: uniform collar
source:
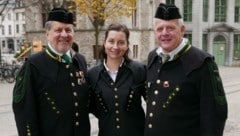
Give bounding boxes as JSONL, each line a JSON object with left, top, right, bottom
{"left": 156, "top": 38, "right": 189, "bottom": 61}
{"left": 46, "top": 43, "right": 71, "bottom": 62}
{"left": 103, "top": 58, "right": 124, "bottom": 73}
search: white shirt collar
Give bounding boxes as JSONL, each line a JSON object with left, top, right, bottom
{"left": 103, "top": 59, "right": 124, "bottom": 82}
{"left": 48, "top": 43, "right": 71, "bottom": 57}
{"left": 156, "top": 38, "right": 189, "bottom": 61}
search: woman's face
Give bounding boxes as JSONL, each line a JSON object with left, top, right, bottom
{"left": 104, "top": 30, "right": 128, "bottom": 60}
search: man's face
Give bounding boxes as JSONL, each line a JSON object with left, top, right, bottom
{"left": 154, "top": 18, "right": 185, "bottom": 53}
{"left": 46, "top": 21, "right": 74, "bottom": 54}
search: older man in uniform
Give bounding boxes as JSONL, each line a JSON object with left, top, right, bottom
{"left": 12, "top": 8, "right": 90, "bottom": 136}
{"left": 144, "top": 3, "right": 228, "bottom": 136}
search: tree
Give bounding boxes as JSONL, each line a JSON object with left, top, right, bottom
{"left": 73, "top": 0, "right": 137, "bottom": 59}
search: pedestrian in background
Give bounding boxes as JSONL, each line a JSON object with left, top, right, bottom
{"left": 144, "top": 3, "right": 228, "bottom": 136}
{"left": 88, "top": 23, "right": 146, "bottom": 136}
{"left": 12, "top": 7, "right": 90, "bottom": 136}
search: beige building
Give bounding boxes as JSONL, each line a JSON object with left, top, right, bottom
{"left": 23, "top": 0, "right": 240, "bottom": 66}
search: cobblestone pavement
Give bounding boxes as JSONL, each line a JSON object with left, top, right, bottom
{"left": 0, "top": 66, "right": 240, "bottom": 136}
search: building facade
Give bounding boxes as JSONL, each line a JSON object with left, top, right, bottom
{"left": 0, "top": 0, "right": 25, "bottom": 55}
{"left": 22, "top": 0, "right": 240, "bottom": 66}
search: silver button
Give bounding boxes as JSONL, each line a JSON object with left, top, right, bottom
{"left": 114, "top": 95, "right": 118, "bottom": 99}
{"left": 115, "top": 110, "right": 119, "bottom": 114}
{"left": 129, "top": 94, "right": 133, "bottom": 98}
{"left": 75, "top": 112, "right": 79, "bottom": 117}
{"left": 71, "top": 82, "right": 75, "bottom": 87}
{"left": 154, "top": 90, "right": 159, "bottom": 95}
{"left": 75, "top": 122, "right": 79, "bottom": 126}
{"left": 116, "top": 125, "right": 120, "bottom": 129}
{"left": 70, "top": 73, "right": 73, "bottom": 77}
{"left": 148, "top": 123, "right": 152, "bottom": 128}
{"left": 114, "top": 88, "right": 118, "bottom": 91}
{"left": 74, "top": 102, "right": 78, "bottom": 107}
{"left": 115, "top": 103, "right": 119, "bottom": 107}
{"left": 73, "top": 92, "right": 77, "bottom": 96}
{"left": 116, "top": 118, "right": 120, "bottom": 121}
{"left": 149, "top": 113, "right": 153, "bottom": 117}
{"left": 152, "top": 101, "right": 156, "bottom": 106}
{"left": 156, "top": 79, "right": 161, "bottom": 84}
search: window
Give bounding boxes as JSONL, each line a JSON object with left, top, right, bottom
{"left": 234, "top": 34, "right": 240, "bottom": 59}
{"left": 215, "top": 0, "right": 226, "bottom": 22}
{"left": 16, "top": 24, "right": 19, "bottom": 33}
{"left": 166, "top": 0, "right": 175, "bottom": 5}
{"left": 183, "top": 0, "right": 192, "bottom": 22}
{"left": 16, "top": 0, "right": 23, "bottom": 8}
{"left": 22, "top": 12, "right": 25, "bottom": 20}
{"left": 8, "top": 13, "right": 11, "bottom": 20}
{"left": 2, "top": 26, "right": 4, "bottom": 35}
{"left": 16, "top": 13, "right": 19, "bottom": 21}
{"left": 22, "top": 24, "right": 26, "bottom": 32}
{"left": 8, "top": 25, "right": 12, "bottom": 35}
{"left": 2, "top": 41, "right": 6, "bottom": 48}
{"left": 184, "top": 34, "right": 192, "bottom": 44}
{"left": 133, "top": 44, "right": 138, "bottom": 59}
{"left": 202, "top": 34, "right": 208, "bottom": 52}
{"left": 132, "top": 2, "right": 137, "bottom": 27}
{"left": 235, "top": 0, "right": 240, "bottom": 22}
{"left": 203, "top": 0, "right": 209, "bottom": 22}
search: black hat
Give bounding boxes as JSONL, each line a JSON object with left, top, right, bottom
{"left": 47, "top": 8, "right": 73, "bottom": 24}
{"left": 155, "top": 3, "right": 182, "bottom": 20}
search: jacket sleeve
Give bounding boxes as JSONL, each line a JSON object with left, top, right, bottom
{"left": 12, "top": 61, "right": 40, "bottom": 136}
{"left": 200, "top": 58, "right": 228, "bottom": 136}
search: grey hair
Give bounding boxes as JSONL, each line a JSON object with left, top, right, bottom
{"left": 153, "top": 18, "right": 185, "bottom": 27}
{"left": 45, "top": 21, "right": 53, "bottom": 31}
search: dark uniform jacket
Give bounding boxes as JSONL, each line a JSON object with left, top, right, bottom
{"left": 88, "top": 60, "right": 146, "bottom": 136}
{"left": 144, "top": 44, "right": 228, "bottom": 136}
{"left": 12, "top": 50, "right": 90, "bottom": 136}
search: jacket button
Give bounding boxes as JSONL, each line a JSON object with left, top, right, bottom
{"left": 75, "top": 122, "right": 79, "bottom": 126}
{"left": 148, "top": 123, "right": 152, "bottom": 128}
{"left": 73, "top": 92, "right": 78, "bottom": 96}
{"left": 152, "top": 101, "right": 156, "bottom": 106}
{"left": 149, "top": 113, "right": 153, "bottom": 117}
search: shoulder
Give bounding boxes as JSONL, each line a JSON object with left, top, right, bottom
{"left": 127, "top": 60, "right": 146, "bottom": 71}
{"left": 87, "top": 64, "right": 103, "bottom": 79}
{"left": 181, "top": 46, "right": 213, "bottom": 75}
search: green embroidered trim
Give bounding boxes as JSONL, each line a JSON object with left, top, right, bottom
{"left": 162, "top": 86, "right": 181, "bottom": 108}
{"left": 45, "top": 46, "right": 61, "bottom": 62}
{"left": 13, "top": 64, "right": 30, "bottom": 103}
{"left": 44, "top": 91, "right": 61, "bottom": 114}
{"left": 173, "top": 41, "right": 191, "bottom": 61}
{"left": 206, "top": 60, "right": 227, "bottom": 106}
